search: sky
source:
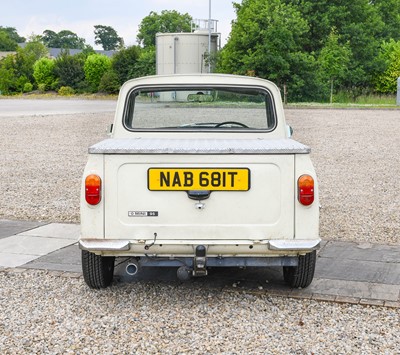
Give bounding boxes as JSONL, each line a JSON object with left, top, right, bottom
{"left": 0, "top": 0, "right": 238, "bottom": 48}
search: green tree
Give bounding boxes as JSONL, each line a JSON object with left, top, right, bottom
{"left": 16, "top": 42, "right": 48, "bottom": 87}
{"left": 0, "top": 26, "right": 25, "bottom": 43}
{"left": 33, "top": 57, "right": 56, "bottom": 91}
{"left": 281, "top": 0, "right": 385, "bottom": 96}
{"left": 98, "top": 69, "right": 120, "bottom": 93}
{"left": 0, "top": 27, "right": 25, "bottom": 51}
{"left": 22, "top": 41, "right": 49, "bottom": 61}
{"left": 94, "top": 25, "right": 124, "bottom": 50}
{"left": 84, "top": 54, "right": 111, "bottom": 91}
{"left": 133, "top": 47, "right": 156, "bottom": 78}
{"left": 371, "top": 0, "right": 400, "bottom": 40}
{"left": 41, "top": 30, "right": 58, "bottom": 46}
{"left": 374, "top": 40, "right": 400, "bottom": 94}
{"left": 0, "top": 65, "right": 16, "bottom": 94}
{"left": 53, "top": 51, "right": 86, "bottom": 90}
{"left": 0, "top": 40, "right": 48, "bottom": 93}
{"left": 111, "top": 45, "right": 141, "bottom": 84}
{"left": 137, "top": 10, "right": 192, "bottom": 47}
{"left": 218, "top": 0, "right": 316, "bottom": 101}
{"left": 0, "top": 30, "right": 18, "bottom": 51}
{"left": 41, "top": 29, "right": 86, "bottom": 49}
{"left": 318, "top": 28, "right": 352, "bottom": 103}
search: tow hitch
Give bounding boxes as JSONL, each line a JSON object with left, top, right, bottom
{"left": 193, "top": 245, "right": 207, "bottom": 276}
{"left": 176, "top": 245, "right": 208, "bottom": 281}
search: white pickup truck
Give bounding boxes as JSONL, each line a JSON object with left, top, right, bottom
{"left": 80, "top": 74, "right": 320, "bottom": 289}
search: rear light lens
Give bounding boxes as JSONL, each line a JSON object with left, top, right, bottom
{"left": 85, "top": 174, "right": 101, "bottom": 205}
{"left": 298, "top": 174, "right": 314, "bottom": 206}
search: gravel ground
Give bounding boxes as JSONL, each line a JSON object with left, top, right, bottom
{"left": 1, "top": 107, "right": 399, "bottom": 353}
{"left": 1, "top": 108, "right": 399, "bottom": 245}
{"left": 0, "top": 270, "right": 399, "bottom": 354}
{"left": 285, "top": 108, "right": 400, "bottom": 245}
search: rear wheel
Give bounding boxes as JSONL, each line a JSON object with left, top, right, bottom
{"left": 283, "top": 250, "right": 316, "bottom": 288}
{"left": 82, "top": 250, "right": 115, "bottom": 289}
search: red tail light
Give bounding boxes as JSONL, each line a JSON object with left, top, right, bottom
{"left": 298, "top": 175, "right": 314, "bottom": 206}
{"left": 85, "top": 174, "right": 101, "bottom": 205}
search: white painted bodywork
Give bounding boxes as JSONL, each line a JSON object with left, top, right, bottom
{"left": 80, "top": 74, "right": 319, "bottom": 258}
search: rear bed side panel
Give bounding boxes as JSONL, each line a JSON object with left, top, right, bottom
{"left": 294, "top": 154, "right": 319, "bottom": 240}
{"left": 80, "top": 154, "right": 105, "bottom": 239}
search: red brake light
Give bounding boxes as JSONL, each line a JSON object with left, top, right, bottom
{"left": 85, "top": 174, "right": 101, "bottom": 205}
{"left": 298, "top": 174, "right": 314, "bottom": 206}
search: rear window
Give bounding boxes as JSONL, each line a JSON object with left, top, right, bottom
{"left": 124, "top": 86, "right": 276, "bottom": 131}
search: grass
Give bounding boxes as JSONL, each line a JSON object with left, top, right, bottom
{"left": 286, "top": 94, "right": 399, "bottom": 109}
{"left": 0, "top": 92, "right": 118, "bottom": 100}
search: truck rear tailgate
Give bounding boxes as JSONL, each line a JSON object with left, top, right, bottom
{"left": 103, "top": 153, "right": 295, "bottom": 241}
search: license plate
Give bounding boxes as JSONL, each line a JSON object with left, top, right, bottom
{"left": 148, "top": 168, "right": 250, "bottom": 191}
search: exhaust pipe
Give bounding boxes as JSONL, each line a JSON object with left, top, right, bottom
{"left": 125, "top": 259, "right": 140, "bottom": 276}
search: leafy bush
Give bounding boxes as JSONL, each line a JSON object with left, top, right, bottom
{"left": 111, "top": 46, "right": 140, "bottom": 84}
{"left": 16, "top": 75, "right": 30, "bottom": 93}
{"left": 58, "top": 86, "right": 75, "bottom": 96}
{"left": 33, "top": 57, "right": 55, "bottom": 90}
{"left": 0, "top": 30, "right": 18, "bottom": 51}
{"left": 84, "top": 54, "right": 111, "bottom": 92}
{"left": 38, "top": 83, "right": 46, "bottom": 93}
{"left": 54, "top": 52, "right": 86, "bottom": 90}
{"left": 131, "top": 47, "right": 156, "bottom": 78}
{"left": 374, "top": 40, "right": 400, "bottom": 94}
{"left": 0, "top": 67, "right": 15, "bottom": 94}
{"left": 23, "top": 82, "right": 33, "bottom": 93}
{"left": 98, "top": 70, "right": 120, "bottom": 94}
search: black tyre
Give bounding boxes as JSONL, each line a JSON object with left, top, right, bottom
{"left": 82, "top": 250, "right": 115, "bottom": 289}
{"left": 283, "top": 250, "right": 316, "bottom": 288}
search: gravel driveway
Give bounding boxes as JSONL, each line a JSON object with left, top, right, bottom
{"left": 0, "top": 270, "right": 399, "bottom": 353}
{"left": 0, "top": 107, "right": 399, "bottom": 353}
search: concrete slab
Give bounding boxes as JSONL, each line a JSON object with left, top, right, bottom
{"left": 316, "top": 251, "right": 400, "bottom": 284}
{"left": 0, "top": 221, "right": 79, "bottom": 268}
{"left": 19, "top": 223, "right": 80, "bottom": 240}
{"left": 299, "top": 278, "right": 400, "bottom": 302}
{"left": 320, "top": 240, "right": 400, "bottom": 263}
{"left": 0, "top": 253, "right": 40, "bottom": 268}
{"left": 23, "top": 244, "right": 81, "bottom": 273}
{"left": 0, "top": 219, "right": 47, "bottom": 239}
{"left": 0, "top": 235, "right": 76, "bottom": 256}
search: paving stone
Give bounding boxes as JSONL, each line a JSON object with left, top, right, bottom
{"left": 25, "top": 244, "right": 80, "bottom": 266}
{"left": 307, "top": 278, "right": 400, "bottom": 302}
{"left": 18, "top": 223, "right": 80, "bottom": 240}
{"left": 311, "top": 294, "right": 337, "bottom": 303}
{"left": 315, "top": 257, "right": 400, "bottom": 284}
{"left": 288, "top": 292, "right": 312, "bottom": 300}
{"left": 318, "top": 241, "right": 400, "bottom": 263}
{"left": 0, "top": 235, "right": 76, "bottom": 256}
{"left": 335, "top": 296, "right": 360, "bottom": 305}
{"left": 359, "top": 299, "right": 385, "bottom": 307}
{"left": 0, "top": 253, "right": 40, "bottom": 268}
{"left": 384, "top": 301, "right": 400, "bottom": 308}
{"left": 23, "top": 262, "right": 82, "bottom": 273}
{"left": 0, "top": 219, "right": 47, "bottom": 238}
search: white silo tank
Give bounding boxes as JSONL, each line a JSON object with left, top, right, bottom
{"left": 156, "top": 31, "right": 219, "bottom": 76}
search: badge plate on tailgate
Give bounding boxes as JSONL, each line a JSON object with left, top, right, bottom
{"left": 148, "top": 168, "right": 250, "bottom": 191}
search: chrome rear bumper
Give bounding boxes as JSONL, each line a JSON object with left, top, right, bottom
{"left": 79, "top": 238, "right": 320, "bottom": 255}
